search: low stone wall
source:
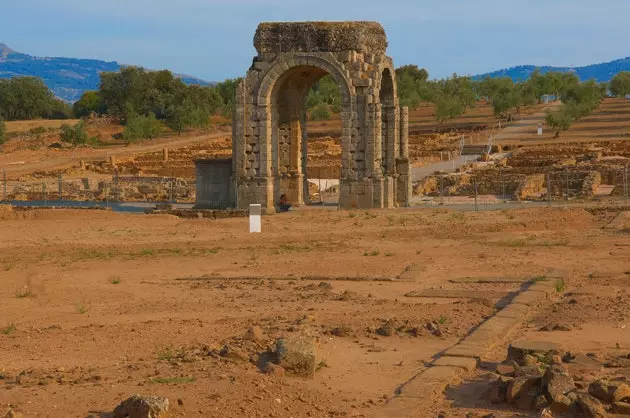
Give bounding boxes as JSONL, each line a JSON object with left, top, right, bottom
{"left": 147, "top": 209, "right": 248, "bottom": 219}
{"left": 514, "top": 174, "right": 545, "bottom": 201}
{"left": 581, "top": 171, "right": 602, "bottom": 197}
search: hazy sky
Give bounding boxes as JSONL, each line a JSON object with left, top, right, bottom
{"left": 2, "top": 0, "right": 630, "bottom": 81}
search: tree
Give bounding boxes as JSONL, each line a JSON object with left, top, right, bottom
{"left": 545, "top": 109, "right": 573, "bottom": 138}
{"left": 434, "top": 97, "right": 464, "bottom": 124}
{"left": 165, "top": 86, "right": 222, "bottom": 134}
{"left": 0, "top": 77, "right": 55, "bottom": 121}
{"left": 60, "top": 121, "right": 89, "bottom": 146}
{"left": 123, "top": 113, "right": 163, "bottom": 141}
{"left": 100, "top": 67, "right": 186, "bottom": 120}
{"left": 73, "top": 91, "right": 106, "bottom": 117}
{"left": 395, "top": 66, "right": 431, "bottom": 109}
{"left": 610, "top": 72, "right": 630, "bottom": 97}
{"left": 0, "top": 117, "right": 5, "bottom": 145}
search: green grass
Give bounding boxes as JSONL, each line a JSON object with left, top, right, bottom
{"left": 77, "top": 249, "right": 116, "bottom": 260}
{"left": 156, "top": 345, "right": 184, "bottom": 361}
{"left": 75, "top": 302, "right": 88, "bottom": 314}
{"left": 438, "top": 314, "right": 449, "bottom": 325}
{"left": 199, "top": 247, "right": 222, "bottom": 255}
{"left": 363, "top": 249, "right": 380, "bottom": 257}
{"left": 15, "top": 287, "right": 32, "bottom": 298}
{"left": 555, "top": 279, "right": 566, "bottom": 293}
{"left": 139, "top": 248, "right": 155, "bottom": 256}
{"left": 149, "top": 376, "right": 195, "bottom": 384}
{"left": 532, "top": 275, "right": 548, "bottom": 283}
{"left": 384, "top": 252, "right": 395, "bottom": 257}
{"left": 109, "top": 276, "right": 121, "bottom": 285}
{"left": 277, "top": 243, "right": 312, "bottom": 253}
{"left": 1, "top": 324, "right": 16, "bottom": 335}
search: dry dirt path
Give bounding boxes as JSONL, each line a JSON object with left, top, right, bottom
{"left": 0, "top": 129, "right": 230, "bottom": 179}
{"left": 490, "top": 101, "right": 561, "bottom": 144}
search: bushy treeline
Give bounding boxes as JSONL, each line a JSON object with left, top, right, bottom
{"left": 73, "top": 67, "right": 240, "bottom": 140}
{"left": 4, "top": 64, "right": 630, "bottom": 144}
{"left": 0, "top": 77, "right": 73, "bottom": 121}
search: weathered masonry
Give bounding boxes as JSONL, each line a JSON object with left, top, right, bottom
{"left": 232, "top": 21, "right": 410, "bottom": 213}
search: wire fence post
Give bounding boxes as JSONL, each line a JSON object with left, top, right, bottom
{"left": 440, "top": 174, "right": 445, "bottom": 205}
{"left": 547, "top": 173, "right": 552, "bottom": 208}
{"left": 42, "top": 182, "right": 47, "bottom": 207}
{"left": 473, "top": 177, "right": 478, "bottom": 212}
{"left": 58, "top": 174, "right": 63, "bottom": 201}
{"left": 113, "top": 169, "right": 119, "bottom": 202}
{"left": 2, "top": 169, "right": 6, "bottom": 202}
{"left": 565, "top": 168, "right": 569, "bottom": 201}
{"left": 170, "top": 170, "right": 174, "bottom": 204}
{"left": 624, "top": 164, "right": 629, "bottom": 206}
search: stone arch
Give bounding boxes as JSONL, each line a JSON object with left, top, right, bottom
{"left": 256, "top": 54, "right": 353, "bottom": 106}
{"left": 232, "top": 21, "right": 411, "bottom": 212}
{"left": 253, "top": 56, "right": 355, "bottom": 207}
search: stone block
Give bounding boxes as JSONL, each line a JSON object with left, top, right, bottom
{"left": 432, "top": 356, "right": 478, "bottom": 371}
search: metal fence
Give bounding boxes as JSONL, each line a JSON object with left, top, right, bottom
{"left": 417, "top": 165, "right": 629, "bottom": 211}
{"left": 1, "top": 170, "right": 196, "bottom": 205}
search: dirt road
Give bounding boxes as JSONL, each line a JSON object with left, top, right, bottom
{"left": 0, "top": 129, "right": 230, "bottom": 179}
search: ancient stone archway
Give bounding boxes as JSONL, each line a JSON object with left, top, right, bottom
{"left": 232, "top": 21, "right": 410, "bottom": 213}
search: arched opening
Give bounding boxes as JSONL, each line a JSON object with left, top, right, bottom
{"left": 269, "top": 65, "right": 347, "bottom": 207}
{"left": 379, "top": 68, "right": 398, "bottom": 207}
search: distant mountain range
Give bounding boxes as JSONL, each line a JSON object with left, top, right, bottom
{"left": 3, "top": 42, "right": 630, "bottom": 103}
{"left": 473, "top": 57, "right": 630, "bottom": 82}
{"left": 0, "top": 43, "right": 212, "bottom": 103}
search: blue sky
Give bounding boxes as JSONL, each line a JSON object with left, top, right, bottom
{"left": 2, "top": 0, "right": 630, "bottom": 81}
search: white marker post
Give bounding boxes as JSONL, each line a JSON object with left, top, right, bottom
{"left": 537, "top": 123, "right": 543, "bottom": 136}
{"left": 249, "top": 204, "right": 262, "bottom": 233}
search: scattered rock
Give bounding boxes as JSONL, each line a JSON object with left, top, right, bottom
{"left": 508, "top": 341, "right": 560, "bottom": 366}
{"left": 330, "top": 326, "right": 352, "bottom": 337}
{"left": 487, "top": 376, "right": 513, "bottom": 404}
{"left": 576, "top": 393, "right": 607, "bottom": 418}
{"left": 318, "top": 282, "right": 332, "bottom": 290}
{"left": 244, "top": 326, "right": 264, "bottom": 342}
{"left": 219, "top": 345, "right": 249, "bottom": 362}
{"left": 539, "top": 408, "right": 554, "bottom": 418}
{"left": 612, "top": 383, "right": 630, "bottom": 403}
{"left": 541, "top": 323, "right": 573, "bottom": 332}
{"left": 605, "top": 357, "right": 630, "bottom": 368}
{"left": 534, "top": 394, "right": 549, "bottom": 410}
{"left": 275, "top": 337, "right": 316, "bottom": 378}
{"left": 550, "top": 355, "right": 563, "bottom": 365}
{"left": 507, "top": 376, "right": 542, "bottom": 408}
{"left": 263, "top": 363, "right": 286, "bottom": 377}
{"left": 515, "top": 365, "right": 542, "bottom": 377}
{"left": 588, "top": 379, "right": 630, "bottom": 403}
{"left": 543, "top": 365, "right": 576, "bottom": 412}
{"left": 613, "top": 401, "right": 630, "bottom": 415}
{"left": 523, "top": 354, "right": 539, "bottom": 366}
{"left": 376, "top": 321, "right": 396, "bottom": 337}
{"left": 496, "top": 364, "right": 516, "bottom": 377}
{"left": 113, "top": 394, "right": 170, "bottom": 418}
{"left": 5, "top": 410, "right": 25, "bottom": 418}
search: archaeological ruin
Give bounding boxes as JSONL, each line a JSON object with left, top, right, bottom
{"left": 232, "top": 21, "right": 411, "bottom": 213}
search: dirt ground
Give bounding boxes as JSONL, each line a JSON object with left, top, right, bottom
{"left": 0, "top": 205, "right": 628, "bottom": 417}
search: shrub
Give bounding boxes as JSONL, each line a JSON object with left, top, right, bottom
{"left": 0, "top": 117, "right": 5, "bottom": 145}
{"left": 60, "top": 121, "right": 89, "bottom": 146}
{"left": 310, "top": 103, "right": 331, "bottom": 121}
{"left": 123, "top": 113, "right": 163, "bottom": 142}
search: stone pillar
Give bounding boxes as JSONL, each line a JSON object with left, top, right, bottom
{"left": 163, "top": 148, "right": 169, "bottom": 162}
{"left": 396, "top": 106, "right": 411, "bottom": 207}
